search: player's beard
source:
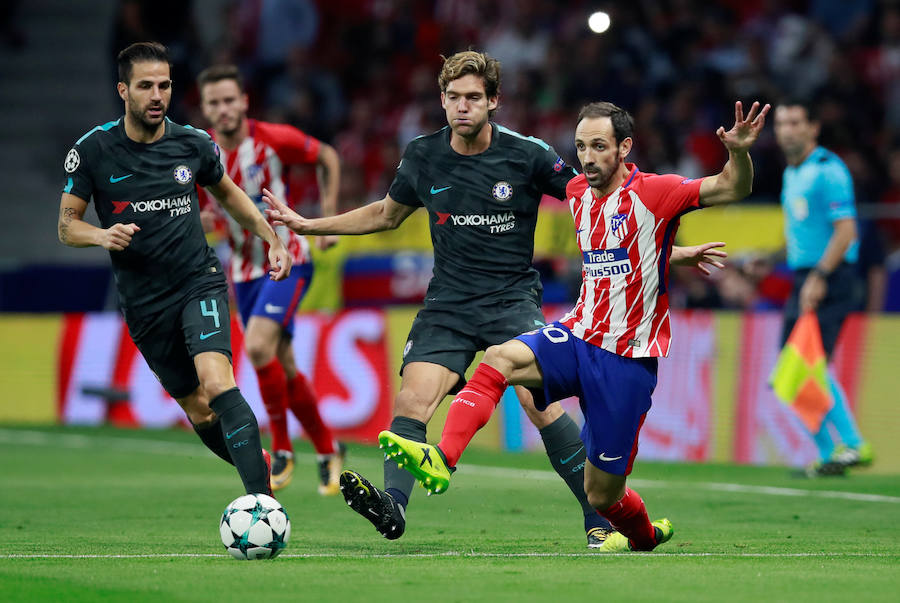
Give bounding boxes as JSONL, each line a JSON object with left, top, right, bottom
{"left": 218, "top": 113, "right": 243, "bottom": 138}
{"left": 584, "top": 161, "right": 618, "bottom": 191}
{"left": 128, "top": 96, "right": 168, "bottom": 135}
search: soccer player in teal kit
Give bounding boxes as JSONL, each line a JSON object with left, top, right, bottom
{"left": 57, "top": 42, "right": 290, "bottom": 495}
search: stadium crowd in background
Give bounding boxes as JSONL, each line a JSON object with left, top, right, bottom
{"left": 113, "top": 0, "right": 900, "bottom": 312}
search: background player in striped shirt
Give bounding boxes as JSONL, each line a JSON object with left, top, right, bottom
{"left": 197, "top": 65, "right": 344, "bottom": 494}
{"left": 381, "top": 99, "right": 769, "bottom": 552}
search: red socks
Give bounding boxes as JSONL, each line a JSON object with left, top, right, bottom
{"left": 255, "top": 359, "right": 292, "bottom": 454}
{"left": 438, "top": 363, "right": 508, "bottom": 467}
{"left": 599, "top": 488, "right": 657, "bottom": 551}
{"left": 286, "top": 372, "right": 336, "bottom": 455}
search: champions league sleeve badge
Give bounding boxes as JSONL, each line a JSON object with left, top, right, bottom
{"left": 492, "top": 181, "right": 513, "bottom": 202}
{"left": 64, "top": 148, "right": 80, "bottom": 173}
{"left": 173, "top": 164, "right": 193, "bottom": 185}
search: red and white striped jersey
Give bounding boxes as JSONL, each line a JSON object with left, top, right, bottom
{"left": 560, "top": 165, "right": 704, "bottom": 358}
{"left": 201, "top": 120, "right": 321, "bottom": 283}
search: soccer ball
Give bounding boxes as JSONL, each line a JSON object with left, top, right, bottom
{"left": 219, "top": 493, "right": 290, "bottom": 560}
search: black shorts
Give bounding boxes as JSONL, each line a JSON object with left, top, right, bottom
{"left": 127, "top": 282, "right": 233, "bottom": 399}
{"left": 400, "top": 299, "right": 546, "bottom": 392}
{"left": 780, "top": 262, "right": 862, "bottom": 357}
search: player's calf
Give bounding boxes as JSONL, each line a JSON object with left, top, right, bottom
{"left": 209, "top": 387, "right": 270, "bottom": 495}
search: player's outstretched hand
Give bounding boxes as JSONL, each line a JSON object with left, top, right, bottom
{"left": 262, "top": 187, "right": 308, "bottom": 233}
{"left": 316, "top": 235, "right": 338, "bottom": 250}
{"left": 716, "top": 101, "right": 770, "bottom": 153}
{"left": 100, "top": 223, "right": 140, "bottom": 251}
{"left": 267, "top": 241, "right": 292, "bottom": 281}
{"left": 671, "top": 241, "right": 727, "bottom": 276}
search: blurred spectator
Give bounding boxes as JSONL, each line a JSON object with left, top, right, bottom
{"left": 111, "top": 0, "right": 202, "bottom": 122}
{"left": 233, "top": 0, "right": 320, "bottom": 106}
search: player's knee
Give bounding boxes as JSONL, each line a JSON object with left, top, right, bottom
{"left": 181, "top": 394, "right": 217, "bottom": 427}
{"left": 244, "top": 339, "right": 276, "bottom": 368}
{"left": 203, "top": 379, "right": 236, "bottom": 401}
{"left": 393, "top": 389, "right": 429, "bottom": 420}
{"left": 483, "top": 344, "right": 513, "bottom": 372}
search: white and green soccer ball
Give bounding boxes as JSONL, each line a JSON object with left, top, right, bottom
{"left": 219, "top": 493, "right": 290, "bottom": 560}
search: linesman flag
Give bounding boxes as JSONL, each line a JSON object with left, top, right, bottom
{"left": 769, "top": 312, "right": 833, "bottom": 432}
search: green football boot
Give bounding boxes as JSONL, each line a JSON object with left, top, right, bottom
{"left": 378, "top": 430, "right": 453, "bottom": 495}
{"left": 596, "top": 518, "right": 674, "bottom": 552}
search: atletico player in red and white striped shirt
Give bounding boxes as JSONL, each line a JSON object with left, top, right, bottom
{"left": 380, "top": 99, "right": 769, "bottom": 552}
{"left": 197, "top": 65, "right": 344, "bottom": 494}
{"left": 561, "top": 167, "right": 705, "bottom": 358}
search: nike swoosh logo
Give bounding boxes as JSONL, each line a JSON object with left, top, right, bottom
{"left": 109, "top": 174, "right": 133, "bottom": 183}
{"left": 226, "top": 423, "right": 251, "bottom": 439}
{"left": 199, "top": 330, "right": 221, "bottom": 340}
{"left": 559, "top": 446, "right": 584, "bottom": 465}
{"left": 430, "top": 185, "right": 452, "bottom": 194}
{"left": 598, "top": 452, "right": 623, "bottom": 462}
{"left": 264, "top": 304, "right": 284, "bottom": 314}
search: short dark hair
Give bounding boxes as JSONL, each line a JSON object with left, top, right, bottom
{"left": 577, "top": 102, "right": 634, "bottom": 146}
{"left": 117, "top": 42, "right": 170, "bottom": 84}
{"left": 776, "top": 96, "right": 819, "bottom": 122}
{"left": 197, "top": 64, "right": 245, "bottom": 93}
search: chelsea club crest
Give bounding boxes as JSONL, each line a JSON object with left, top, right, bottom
{"left": 492, "top": 181, "right": 513, "bottom": 202}
{"left": 173, "top": 164, "right": 193, "bottom": 184}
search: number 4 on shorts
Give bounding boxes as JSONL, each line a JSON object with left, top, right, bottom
{"left": 200, "top": 299, "right": 220, "bottom": 328}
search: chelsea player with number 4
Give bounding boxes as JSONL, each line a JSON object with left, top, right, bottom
{"left": 57, "top": 42, "right": 291, "bottom": 497}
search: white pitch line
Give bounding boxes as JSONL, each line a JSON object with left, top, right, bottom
{"left": 2, "top": 428, "right": 898, "bottom": 505}
{"left": 2, "top": 552, "right": 896, "bottom": 560}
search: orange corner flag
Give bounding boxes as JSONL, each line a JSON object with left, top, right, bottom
{"left": 769, "top": 312, "right": 833, "bottom": 433}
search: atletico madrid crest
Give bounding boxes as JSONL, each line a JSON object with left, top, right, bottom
{"left": 609, "top": 213, "right": 628, "bottom": 240}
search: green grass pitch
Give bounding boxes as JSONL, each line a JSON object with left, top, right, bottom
{"left": 1, "top": 425, "right": 898, "bottom": 602}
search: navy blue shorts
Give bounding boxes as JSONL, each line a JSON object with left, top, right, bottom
{"left": 516, "top": 322, "right": 658, "bottom": 476}
{"left": 233, "top": 262, "right": 313, "bottom": 337}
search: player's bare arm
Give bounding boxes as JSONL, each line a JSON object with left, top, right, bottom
{"left": 699, "top": 101, "right": 771, "bottom": 206}
{"left": 206, "top": 173, "right": 292, "bottom": 280}
{"left": 799, "top": 218, "right": 857, "bottom": 311}
{"left": 58, "top": 193, "right": 140, "bottom": 250}
{"left": 263, "top": 188, "right": 416, "bottom": 235}
{"left": 670, "top": 242, "right": 728, "bottom": 276}
{"left": 315, "top": 143, "right": 341, "bottom": 250}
